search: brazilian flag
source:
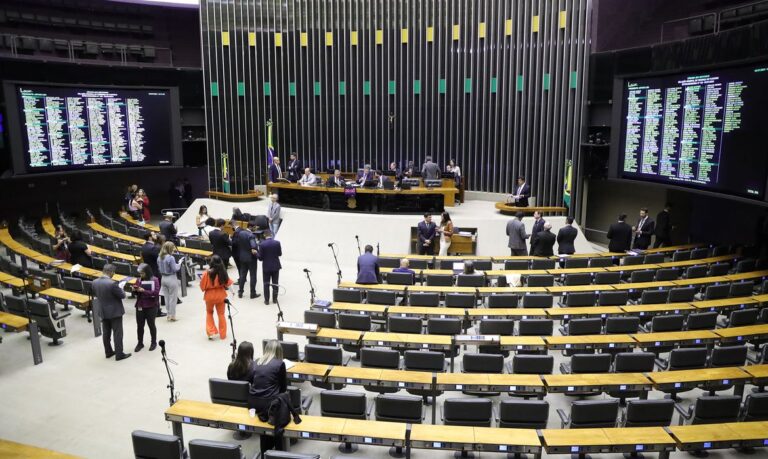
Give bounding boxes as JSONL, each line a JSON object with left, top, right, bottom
{"left": 563, "top": 159, "right": 573, "bottom": 208}
{"left": 266, "top": 119, "right": 275, "bottom": 167}
{"left": 221, "top": 151, "right": 230, "bottom": 193}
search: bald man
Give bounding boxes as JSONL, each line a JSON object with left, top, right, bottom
{"left": 532, "top": 222, "right": 556, "bottom": 257}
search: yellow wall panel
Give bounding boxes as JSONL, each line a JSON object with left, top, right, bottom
{"left": 350, "top": 30, "right": 358, "bottom": 45}
{"left": 478, "top": 22, "right": 486, "bottom": 38}
{"left": 221, "top": 31, "right": 230, "bottom": 46}
{"left": 426, "top": 26, "right": 434, "bottom": 42}
{"left": 300, "top": 32, "right": 308, "bottom": 47}
{"left": 375, "top": 29, "right": 384, "bottom": 45}
{"left": 325, "top": 31, "right": 333, "bottom": 46}
{"left": 559, "top": 10, "right": 567, "bottom": 29}
{"left": 532, "top": 15, "right": 540, "bottom": 33}
{"left": 452, "top": 24, "right": 460, "bottom": 40}
{"left": 504, "top": 19, "right": 513, "bottom": 36}
{"left": 274, "top": 32, "right": 282, "bottom": 47}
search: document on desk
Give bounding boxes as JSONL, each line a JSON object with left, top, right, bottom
{"left": 70, "top": 264, "right": 82, "bottom": 273}
{"left": 283, "top": 359, "right": 296, "bottom": 369}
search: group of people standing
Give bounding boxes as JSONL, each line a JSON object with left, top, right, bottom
{"left": 607, "top": 204, "right": 673, "bottom": 252}
{"left": 506, "top": 211, "right": 577, "bottom": 257}
{"left": 124, "top": 184, "right": 151, "bottom": 222}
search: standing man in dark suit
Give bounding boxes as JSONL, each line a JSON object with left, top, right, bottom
{"left": 532, "top": 223, "right": 556, "bottom": 257}
{"left": 356, "top": 245, "right": 380, "bottom": 284}
{"left": 653, "top": 203, "right": 672, "bottom": 248}
{"left": 159, "top": 212, "right": 178, "bottom": 244}
{"left": 421, "top": 156, "right": 441, "bottom": 180}
{"left": 234, "top": 223, "right": 260, "bottom": 299}
{"left": 209, "top": 219, "right": 232, "bottom": 267}
{"left": 287, "top": 152, "right": 303, "bottom": 182}
{"left": 141, "top": 232, "right": 161, "bottom": 284}
{"left": 269, "top": 157, "right": 283, "bottom": 183}
{"left": 530, "top": 211, "right": 546, "bottom": 255}
{"left": 93, "top": 264, "right": 130, "bottom": 361}
{"left": 607, "top": 214, "right": 633, "bottom": 253}
{"left": 231, "top": 223, "right": 243, "bottom": 276}
{"left": 257, "top": 231, "right": 282, "bottom": 305}
{"left": 417, "top": 214, "right": 437, "bottom": 255}
{"left": 557, "top": 216, "right": 578, "bottom": 255}
{"left": 508, "top": 176, "right": 531, "bottom": 207}
{"left": 633, "top": 207, "right": 655, "bottom": 250}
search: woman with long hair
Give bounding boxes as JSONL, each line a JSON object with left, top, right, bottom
{"left": 438, "top": 212, "right": 454, "bottom": 256}
{"left": 157, "top": 241, "right": 182, "bottom": 321}
{"left": 53, "top": 225, "right": 70, "bottom": 261}
{"left": 196, "top": 205, "right": 209, "bottom": 236}
{"left": 200, "top": 254, "right": 233, "bottom": 340}
{"left": 133, "top": 263, "right": 160, "bottom": 352}
{"left": 68, "top": 229, "right": 93, "bottom": 268}
{"left": 227, "top": 341, "right": 254, "bottom": 381}
{"left": 138, "top": 189, "right": 151, "bottom": 222}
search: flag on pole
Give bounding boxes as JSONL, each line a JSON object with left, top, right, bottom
{"left": 221, "top": 151, "right": 230, "bottom": 193}
{"left": 563, "top": 159, "right": 573, "bottom": 208}
{"left": 266, "top": 119, "right": 275, "bottom": 167}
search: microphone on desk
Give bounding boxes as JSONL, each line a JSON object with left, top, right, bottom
{"left": 158, "top": 339, "right": 166, "bottom": 356}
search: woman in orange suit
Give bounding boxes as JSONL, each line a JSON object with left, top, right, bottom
{"left": 199, "top": 255, "right": 233, "bottom": 340}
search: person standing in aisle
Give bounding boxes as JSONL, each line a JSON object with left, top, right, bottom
{"left": 234, "top": 222, "right": 261, "bottom": 299}
{"left": 92, "top": 264, "right": 131, "bottom": 361}
{"left": 438, "top": 212, "right": 454, "bottom": 256}
{"left": 157, "top": 241, "right": 182, "bottom": 321}
{"left": 267, "top": 194, "right": 282, "bottom": 236}
{"left": 200, "top": 255, "right": 233, "bottom": 340}
{"left": 258, "top": 231, "right": 282, "bottom": 306}
{"left": 132, "top": 263, "right": 160, "bottom": 352}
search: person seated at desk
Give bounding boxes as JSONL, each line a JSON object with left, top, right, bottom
{"left": 326, "top": 169, "right": 346, "bottom": 187}
{"left": 421, "top": 155, "right": 441, "bottom": 180}
{"left": 69, "top": 229, "right": 93, "bottom": 268}
{"left": 269, "top": 157, "right": 284, "bottom": 183}
{"left": 356, "top": 244, "right": 380, "bottom": 284}
{"left": 463, "top": 260, "right": 475, "bottom": 275}
{"left": 403, "top": 161, "right": 415, "bottom": 179}
{"left": 446, "top": 159, "right": 461, "bottom": 186}
{"left": 507, "top": 176, "right": 531, "bottom": 207}
{"left": 374, "top": 170, "right": 391, "bottom": 188}
{"left": 298, "top": 167, "right": 317, "bottom": 186}
{"left": 357, "top": 164, "right": 373, "bottom": 184}
{"left": 389, "top": 162, "right": 402, "bottom": 182}
{"left": 532, "top": 223, "right": 556, "bottom": 257}
{"left": 393, "top": 258, "right": 415, "bottom": 276}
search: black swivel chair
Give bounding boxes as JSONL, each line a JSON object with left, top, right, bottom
{"left": 527, "top": 274, "right": 554, "bottom": 287}
{"left": 409, "top": 292, "right": 440, "bottom": 307}
{"left": 131, "top": 430, "right": 183, "bottom": 459}
{"left": 685, "top": 311, "right": 718, "bottom": 330}
{"left": 707, "top": 262, "right": 730, "bottom": 276}
{"left": 404, "top": 350, "right": 445, "bottom": 403}
{"left": 504, "top": 260, "right": 530, "bottom": 270}
{"left": 510, "top": 354, "right": 554, "bottom": 376}
{"left": 623, "top": 399, "right": 675, "bottom": 427}
{"left": 622, "top": 256, "right": 644, "bottom": 266}
{"left": 557, "top": 399, "right": 619, "bottom": 428}
{"left": 367, "top": 290, "right": 398, "bottom": 305}
{"left": 427, "top": 318, "right": 461, "bottom": 358}
{"left": 605, "top": 317, "right": 640, "bottom": 334}
{"left": 304, "top": 310, "right": 336, "bottom": 328}
{"left": 360, "top": 348, "right": 400, "bottom": 394}
{"left": 478, "top": 319, "right": 514, "bottom": 355}
{"left": 721, "top": 308, "right": 759, "bottom": 328}
{"left": 304, "top": 344, "right": 345, "bottom": 389}
{"left": 697, "top": 284, "right": 730, "bottom": 301}
{"left": 445, "top": 293, "right": 476, "bottom": 308}
{"left": 522, "top": 293, "right": 553, "bottom": 309}
{"left": 518, "top": 319, "right": 554, "bottom": 337}
{"left": 188, "top": 440, "right": 245, "bottom": 459}
{"left": 654, "top": 268, "right": 680, "bottom": 281}
{"left": 659, "top": 348, "right": 709, "bottom": 399}
{"left": 667, "top": 286, "right": 697, "bottom": 303}
{"left": 637, "top": 289, "right": 669, "bottom": 304}
{"left": 561, "top": 354, "right": 612, "bottom": 395}
{"left": 742, "top": 392, "right": 768, "bottom": 421}
{"left": 387, "top": 272, "right": 414, "bottom": 286}
{"left": 705, "top": 345, "right": 748, "bottom": 394}
{"left": 672, "top": 251, "right": 692, "bottom": 262}
{"left": 562, "top": 273, "right": 593, "bottom": 286}
{"left": 388, "top": 316, "right": 422, "bottom": 334}
{"left": 488, "top": 294, "right": 519, "bottom": 308}
{"left": 598, "top": 291, "right": 630, "bottom": 306}
{"left": 374, "top": 394, "right": 424, "bottom": 457}
{"left": 608, "top": 352, "right": 656, "bottom": 403}
{"left": 498, "top": 400, "right": 550, "bottom": 428}
{"left": 426, "top": 274, "right": 454, "bottom": 286}
{"left": 589, "top": 257, "right": 615, "bottom": 268}
{"left": 560, "top": 291, "right": 597, "bottom": 307}
{"left": 456, "top": 274, "right": 485, "bottom": 287}
{"left": 531, "top": 258, "right": 556, "bottom": 269}
{"left": 564, "top": 258, "right": 590, "bottom": 269}
{"left": 441, "top": 398, "right": 493, "bottom": 427}
{"left": 729, "top": 280, "right": 755, "bottom": 298}
{"left": 675, "top": 395, "right": 742, "bottom": 425}
{"left": 594, "top": 272, "right": 622, "bottom": 284}
{"left": 333, "top": 288, "right": 364, "bottom": 303}
{"left": 462, "top": 353, "right": 504, "bottom": 395}
{"left": 320, "top": 390, "right": 370, "bottom": 453}
{"left": 209, "top": 378, "right": 249, "bottom": 407}
{"left": 627, "top": 270, "right": 655, "bottom": 283}
{"left": 685, "top": 265, "right": 708, "bottom": 279}
{"left": 644, "top": 253, "right": 666, "bottom": 264}
{"left": 338, "top": 313, "right": 372, "bottom": 357}
{"left": 28, "top": 298, "right": 69, "bottom": 345}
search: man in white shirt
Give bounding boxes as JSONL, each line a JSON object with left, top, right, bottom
{"left": 507, "top": 176, "right": 531, "bottom": 207}
{"left": 298, "top": 167, "right": 317, "bottom": 186}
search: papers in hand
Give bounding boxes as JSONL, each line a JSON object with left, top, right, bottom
{"left": 283, "top": 359, "right": 296, "bottom": 370}
{"left": 70, "top": 264, "right": 82, "bottom": 273}
{"left": 118, "top": 280, "right": 128, "bottom": 289}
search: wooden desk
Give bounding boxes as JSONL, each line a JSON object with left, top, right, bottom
{"left": 499, "top": 336, "right": 547, "bottom": 352}
{"left": 620, "top": 302, "right": 695, "bottom": 317}
{"left": 494, "top": 203, "right": 568, "bottom": 215}
{"left": 542, "top": 428, "right": 612, "bottom": 454}
{"left": 632, "top": 330, "right": 719, "bottom": 348}
{"left": 119, "top": 211, "right": 160, "bottom": 232}
{"left": 714, "top": 324, "right": 768, "bottom": 344}
{"left": 742, "top": 364, "right": 768, "bottom": 386}
{"left": 669, "top": 421, "right": 768, "bottom": 451}
{"left": 409, "top": 424, "right": 475, "bottom": 450}
{"left": 39, "top": 288, "right": 91, "bottom": 311}
{"left": 388, "top": 306, "right": 466, "bottom": 318}
{"left": 546, "top": 306, "right": 625, "bottom": 320}
{"left": 327, "top": 302, "right": 388, "bottom": 315}
{"left": 90, "top": 221, "right": 212, "bottom": 258}
{"left": 362, "top": 331, "right": 452, "bottom": 350}
{"left": 643, "top": 243, "right": 703, "bottom": 253}
{"left": 670, "top": 276, "right": 730, "bottom": 287}
{"left": 42, "top": 218, "right": 136, "bottom": 263}
{"left": 473, "top": 427, "right": 541, "bottom": 454}
{"left": 544, "top": 373, "right": 652, "bottom": 394}
{"left": 0, "top": 311, "right": 29, "bottom": 331}
{"left": 341, "top": 419, "right": 407, "bottom": 446}
{"left": 206, "top": 190, "right": 264, "bottom": 201}
{"left": 286, "top": 362, "right": 330, "bottom": 383}
{"left": 267, "top": 182, "right": 457, "bottom": 210}
{"left": 726, "top": 270, "right": 768, "bottom": 282}
{"left": 545, "top": 334, "right": 636, "bottom": 351}
{"left": 466, "top": 308, "right": 548, "bottom": 319}
{"left": 543, "top": 427, "right": 675, "bottom": 456}
{"left": 0, "top": 272, "right": 25, "bottom": 289}
{"left": 0, "top": 439, "right": 83, "bottom": 459}
{"left": 692, "top": 297, "right": 760, "bottom": 313}
{"left": 647, "top": 367, "right": 751, "bottom": 393}
{"left": 314, "top": 328, "right": 363, "bottom": 345}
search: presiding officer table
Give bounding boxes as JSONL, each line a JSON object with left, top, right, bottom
{"left": 266, "top": 182, "right": 457, "bottom": 212}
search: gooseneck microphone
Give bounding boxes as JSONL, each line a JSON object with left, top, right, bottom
{"left": 327, "top": 243, "right": 334, "bottom": 247}
{"left": 158, "top": 339, "right": 166, "bottom": 354}
{"left": 303, "top": 268, "right": 311, "bottom": 273}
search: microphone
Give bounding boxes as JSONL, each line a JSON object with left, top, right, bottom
{"left": 355, "top": 235, "right": 359, "bottom": 240}
{"left": 225, "top": 298, "right": 232, "bottom": 305}
{"left": 327, "top": 243, "right": 334, "bottom": 247}
{"left": 303, "top": 268, "right": 311, "bottom": 273}
{"left": 158, "top": 339, "right": 166, "bottom": 355}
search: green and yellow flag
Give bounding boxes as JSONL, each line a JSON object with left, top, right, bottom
{"left": 563, "top": 159, "right": 573, "bottom": 208}
{"left": 221, "top": 151, "right": 230, "bottom": 193}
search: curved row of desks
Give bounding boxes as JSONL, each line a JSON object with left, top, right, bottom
{"left": 87, "top": 220, "right": 212, "bottom": 259}
{"left": 166, "top": 399, "right": 768, "bottom": 459}
{"left": 41, "top": 217, "right": 138, "bottom": 264}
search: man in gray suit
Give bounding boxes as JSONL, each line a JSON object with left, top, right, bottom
{"left": 421, "top": 156, "right": 441, "bottom": 180}
{"left": 506, "top": 211, "right": 530, "bottom": 256}
{"left": 267, "top": 193, "right": 282, "bottom": 236}
{"left": 93, "top": 264, "right": 131, "bottom": 361}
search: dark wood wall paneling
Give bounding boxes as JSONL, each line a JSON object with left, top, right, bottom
{"left": 201, "top": 0, "right": 591, "bottom": 207}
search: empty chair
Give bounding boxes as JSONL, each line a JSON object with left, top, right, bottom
{"left": 409, "top": 292, "right": 440, "bottom": 307}
{"left": 565, "top": 353, "right": 612, "bottom": 374}
{"left": 690, "top": 247, "right": 709, "bottom": 259}
{"left": 462, "top": 353, "right": 504, "bottom": 373}
{"left": 605, "top": 316, "right": 640, "bottom": 334}
{"left": 598, "top": 290, "right": 629, "bottom": 306}
{"left": 729, "top": 281, "right": 754, "bottom": 297}
{"left": 305, "top": 345, "right": 346, "bottom": 388}
{"left": 685, "top": 265, "right": 708, "bottom": 279}
{"left": 609, "top": 352, "right": 657, "bottom": 402}
{"left": 558, "top": 399, "right": 619, "bottom": 428}
{"left": 709, "top": 345, "right": 748, "bottom": 368}
{"left": 409, "top": 259, "right": 430, "bottom": 270}
{"left": 478, "top": 319, "right": 514, "bottom": 354}
{"left": 468, "top": 260, "right": 492, "bottom": 271}
{"left": 387, "top": 272, "right": 414, "bottom": 286}
{"left": 647, "top": 314, "right": 685, "bottom": 332}
{"left": 589, "top": 257, "right": 614, "bottom": 268}
{"left": 361, "top": 348, "right": 400, "bottom": 372}
{"left": 628, "top": 270, "right": 655, "bottom": 283}
{"left": 333, "top": 288, "right": 363, "bottom": 303}
{"left": 742, "top": 392, "right": 768, "bottom": 421}
{"left": 456, "top": 274, "right": 485, "bottom": 287}
{"left": 531, "top": 258, "right": 556, "bottom": 270}
{"left": 666, "top": 347, "right": 708, "bottom": 370}
{"left": 707, "top": 262, "right": 731, "bottom": 276}
{"left": 504, "top": 259, "right": 530, "bottom": 270}
{"left": 654, "top": 268, "right": 680, "bottom": 281}
{"left": 320, "top": 390, "right": 368, "bottom": 452}
{"left": 624, "top": 399, "right": 675, "bottom": 427}
{"left": 442, "top": 398, "right": 493, "bottom": 427}
{"left": 426, "top": 274, "right": 453, "bottom": 287}
{"left": 379, "top": 258, "right": 400, "bottom": 268}
{"left": 114, "top": 261, "right": 133, "bottom": 276}
{"left": 498, "top": 400, "right": 550, "bottom": 428}
{"left": 563, "top": 273, "right": 593, "bottom": 286}
{"left": 667, "top": 286, "right": 697, "bottom": 303}
{"left": 404, "top": 350, "right": 445, "bottom": 401}
{"left": 699, "top": 283, "right": 730, "bottom": 300}
{"left": 367, "top": 290, "right": 398, "bottom": 305}
{"left": 527, "top": 274, "right": 554, "bottom": 287}
{"left": 62, "top": 276, "right": 85, "bottom": 293}
{"left": 564, "top": 258, "right": 589, "bottom": 269}
{"left": 686, "top": 311, "right": 718, "bottom": 330}
{"left": 561, "top": 291, "right": 597, "bottom": 307}
{"left": 522, "top": 293, "right": 553, "bottom": 308}
{"left": 644, "top": 253, "right": 666, "bottom": 264}
{"left": 518, "top": 319, "right": 554, "bottom": 336}
{"left": 188, "top": 439, "right": 244, "bottom": 459}
{"left": 488, "top": 294, "right": 519, "bottom": 308}
{"left": 622, "top": 255, "right": 644, "bottom": 266}
{"left": 208, "top": 378, "right": 249, "bottom": 407}
{"left": 638, "top": 289, "right": 669, "bottom": 304}
{"left": 131, "top": 430, "right": 183, "bottom": 459}
{"left": 723, "top": 308, "right": 759, "bottom": 327}
{"left": 511, "top": 354, "right": 554, "bottom": 374}
{"left": 387, "top": 316, "right": 422, "bottom": 334}
{"left": 304, "top": 310, "right": 335, "bottom": 328}
{"left": 672, "top": 251, "right": 692, "bottom": 262}
{"left": 678, "top": 395, "right": 742, "bottom": 424}
{"left": 374, "top": 394, "right": 423, "bottom": 424}
{"left": 338, "top": 313, "right": 371, "bottom": 331}
{"left": 565, "top": 318, "right": 602, "bottom": 335}
{"left": 445, "top": 293, "right": 475, "bottom": 308}
{"left": 594, "top": 271, "right": 622, "bottom": 285}
{"left": 27, "top": 298, "right": 69, "bottom": 345}
{"left": 735, "top": 258, "right": 756, "bottom": 273}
